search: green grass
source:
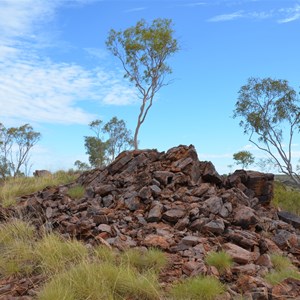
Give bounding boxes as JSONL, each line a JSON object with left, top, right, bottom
{"left": 38, "top": 261, "right": 161, "bottom": 300}
{"left": 93, "top": 245, "right": 118, "bottom": 264}
{"left": 0, "top": 171, "right": 78, "bottom": 207}
{"left": 264, "top": 253, "right": 300, "bottom": 285}
{"left": 169, "top": 275, "right": 225, "bottom": 300}
{"left": 121, "top": 247, "right": 168, "bottom": 273}
{"left": 270, "top": 253, "right": 293, "bottom": 271}
{"left": 205, "top": 250, "right": 233, "bottom": 274}
{"left": 67, "top": 185, "right": 85, "bottom": 199}
{"left": 272, "top": 181, "right": 300, "bottom": 215}
{"left": 35, "top": 233, "right": 89, "bottom": 274}
{"left": 265, "top": 269, "right": 300, "bottom": 285}
{"left": 0, "top": 220, "right": 36, "bottom": 277}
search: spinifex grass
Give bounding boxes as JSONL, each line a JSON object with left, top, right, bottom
{"left": 121, "top": 247, "right": 168, "bottom": 273}
{"left": 205, "top": 250, "right": 233, "bottom": 274}
{"left": 67, "top": 185, "right": 85, "bottom": 199}
{"left": 270, "top": 253, "right": 293, "bottom": 271}
{"left": 272, "top": 181, "right": 300, "bottom": 216}
{"left": 38, "top": 261, "right": 161, "bottom": 300}
{"left": 0, "top": 220, "right": 36, "bottom": 276}
{"left": 170, "top": 275, "right": 225, "bottom": 300}
{"left": 264, "top": 253, "right": 300, "bottom": 285}
{"left": 0, "top": 171, "right": 77, "bottom": 207}
{"left": 35, "top": 233, "right": 89, "bottom": 275}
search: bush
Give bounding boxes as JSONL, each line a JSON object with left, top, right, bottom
{"left": 205, "top": 250, "right": 233, "bottom": 274}
{"left": 272, "top": 181, "right": 300, "bottom": 215}
{"left": 170, "top": 275, "right": 225, "bottom": 300}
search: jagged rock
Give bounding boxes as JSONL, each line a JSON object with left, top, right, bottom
{"left": 203, "top": 219, "right": 225, "bottom": 234}
{"left": 278, "top": 210, "right": 300, "bottom": 229}
{"left": 147, "top": 202, "right": 163, "bottom": 222}
{"left": 224, "top": 243, "right": 255, "bottom": 264}
{"left": 3, "top": 145, "right": 300, "bottom": 299}
{"left": 234, "top": 205, "right": 259, "bottom": 229}
{"left": 162, "top": 209, "right": 186, "bottom": 223}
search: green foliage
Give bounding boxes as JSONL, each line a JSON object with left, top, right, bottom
{"left": 103, "top": 116, "right": 134, "bottom": 161}
{"left": 0, "top": 171, "right": 77, "bottom": 207}
{"left": 35, "top": 233, "right": 89, "bottom": 274}
{"left": 233, "top": 151, "right": 255, "bottom": 169}
{"left": 74, "top": 160, "right": 90, "bottom": 171}
{"left": 0, "top": 123, "right": 41, "bottom": 179}
{"left": 67, "top": 185, "right": 85, "bottom": 199}
{"left": 170, "top": 275, "right": 225, "bottom": 300}
{"left": 39, "top": 261, "right": 161, "bottom": 300}
{"left": 121, "top": 248, "right": 168, "bottom": 273}
{"left": 272, "top": 181, "right": 300, "bottom": 215}
{"left": 205, "top": 250, "right": 233, "bottom": 274}
{"left": 106, "top": 18, "right": 179, "bottom": 149}
{"left": 83, "top": 117, "right": 133, "bottom": 168}
{"left": 233, "top": 77, "right": 300, "bottom": 185}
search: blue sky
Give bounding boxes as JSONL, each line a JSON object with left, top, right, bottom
{"left": 0, "top": 0, "right": 300, "bottom": 174}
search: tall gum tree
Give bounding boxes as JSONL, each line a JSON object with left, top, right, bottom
{"left": 106, "top": 18, "right": 179, "bottom": 149}
{"left": 233, "top": 77, "right": 300, "bottom": 185}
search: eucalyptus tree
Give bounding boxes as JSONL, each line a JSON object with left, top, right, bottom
{"left": 106, "top": 18, "right": 179, "bottom": 149}
{"left": 233, "top": 77, "right": 300, "bottom": 185}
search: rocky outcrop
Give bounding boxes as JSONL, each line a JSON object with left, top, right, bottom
{"left": 1, "top": 145, "right": 300, "bottom": 299}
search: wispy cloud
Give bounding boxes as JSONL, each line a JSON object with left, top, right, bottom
{"left": 124, "top": 7, "right": 147, "bottom": 13}
{"left": 208, "top": 10, "right": 244, "bottom": 22}
{"left": 178, "top": 2, "right": 206, "bottom": 7}
{"left": 0, "top": 0, "right": 137, "bottom": 126}
{"left": 208, "top": 3, "right": 300, "bottom": 23}
{"left": 278, "top": 4, "right": 300, "bottom": 23}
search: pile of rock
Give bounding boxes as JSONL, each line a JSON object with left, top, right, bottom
{"left": 2, "top": 145, "right": 300, "bottom": 299}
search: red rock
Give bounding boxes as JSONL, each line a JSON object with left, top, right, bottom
{"left": 144, "top": 234, "right": 170, "bottom": 250}
{"left": 224, "top": 243, "right": 255, "bottom": 264}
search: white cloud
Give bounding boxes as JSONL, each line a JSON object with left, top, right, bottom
{"left": 124, "top": 7, "right": 147, "bottom": 13}
{"left": 208, "top": 10, "right": 244, "bottom": 22}
{"left": 278, "top": 4, "right": 300, "bottom": 23}
{"left": 208, "top": 3, "right": 300, "bottom": 23}
{"left": 0, "top": 0, "right": 138, "bottom": 126}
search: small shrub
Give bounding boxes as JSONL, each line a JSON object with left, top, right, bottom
{"left": 122, "top": 248, "right": 168, "bottom": 273}
{"left": 270, "top": 253, "right": 293, "bottom": 271}
{"left": 35, "top": 233, "right": 88, "bottom": 274}
{"left": 170, "top": 275, "right": 225, "bottom": 300}
{"left": 39, "top": 261, "right": 161, "bottom": 300}
{"left": 272, "top": 181, "right": 300, "bottom": 215}
{"left": 205, "top": 250, "right": 233, "bottom": 274}
{"left": 67, "top": 185, "right": 85, "bottom": 199}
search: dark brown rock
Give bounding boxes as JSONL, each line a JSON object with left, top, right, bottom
{"left": 278, "top": 210, "right": 300, "bottom": 229}
{"left": 162, "top": 209, "right": 186, "bottom": 223}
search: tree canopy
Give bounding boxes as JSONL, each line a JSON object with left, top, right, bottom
{"left": 106, "top": 18, "right": 179, "bottom": 149}
{"left": 0, "top": 123, "right": 41, "bottom": 178}
{"left": 233, "top": 151, "right": 255, "bottom": 169}
{"left": 233, "top": 77, "right": 300, "bottom": 184}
